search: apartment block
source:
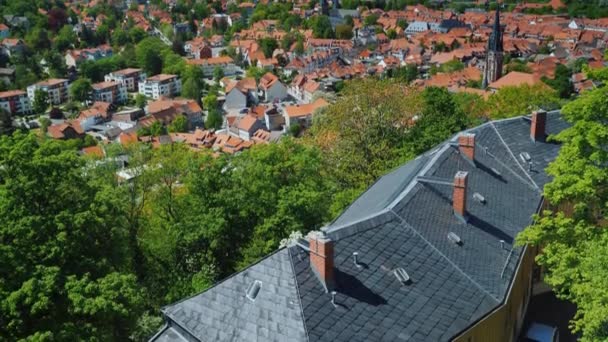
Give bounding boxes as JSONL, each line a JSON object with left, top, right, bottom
{"left": 0, "top": 90, "right": 32, "bottom": 115}
{"left": 92, "top": 81, "right": 127, "bottom": 104}
{"left": 104, "top": 68, "right": 147, "bottom": 92}
{"left": 138, "top": 74, "right": 181, "bottom": 99}
{"left": 27, "top": 79, "right": 69, "bottom": 106}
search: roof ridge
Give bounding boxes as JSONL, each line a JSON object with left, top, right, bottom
{"left": 287, "top": 247, "right": 311, "bottom": 342}
{"left": 388, "top": 209, "right": 501, "bottom": 303}
{"left": 489, "top": 122, "right": 540, "bottom": 191}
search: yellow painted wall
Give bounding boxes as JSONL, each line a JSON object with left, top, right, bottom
{"left": 453, "top": 245, "right": 535, "bottom": 342}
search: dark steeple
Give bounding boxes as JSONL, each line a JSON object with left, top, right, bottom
{"left": 488, "top": 5, "right": 503, "bottom": 52}
{"left": 482, "top": 3, "right": 505, "bottom": 89}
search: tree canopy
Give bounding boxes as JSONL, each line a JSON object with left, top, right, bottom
{"left": 517, "top": 86, "right": 608, "bottom": 341}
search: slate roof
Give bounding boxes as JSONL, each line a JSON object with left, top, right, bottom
{"left": 152, "top": 111, "right": 568, "bottom": 342}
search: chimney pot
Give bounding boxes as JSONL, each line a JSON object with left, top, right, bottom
{"left": 458, "top": 133, "right": 476, "bottom": 161}
{"left": 453, "top": 171, "right": 468, "bottom": 220}
{"left": 531, "top": 110, "right": 547, "bottom": 142}
{"left": 309, "top": 234, "right": 335, "bottom": 292}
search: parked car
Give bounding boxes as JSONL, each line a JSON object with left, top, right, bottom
{"left": 524, "top": 323, "right": 559, "bottom": 342}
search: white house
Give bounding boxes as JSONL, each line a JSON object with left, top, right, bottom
{"left": 138, "top": 74, "right": 182, "bottom": 99}
{"left": 104, "top": 68, "right": 147, "bottom": 92}
{"left": 186, "top": 56, "right": 236, "bottom": 77}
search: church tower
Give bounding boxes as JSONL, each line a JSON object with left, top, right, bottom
{"left": 482, "top": 5, "right": 504, "bottom": 88}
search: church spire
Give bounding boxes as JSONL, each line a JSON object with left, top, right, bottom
{"left": 482, "top": 3, "right": 504, "bottom": 89}
{"left": 488, "top": 4, "right": 503, "bottom": 52}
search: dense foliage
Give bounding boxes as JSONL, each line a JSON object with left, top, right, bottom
{"left": 517, "top": 86, "right": 608, "bottom": 341}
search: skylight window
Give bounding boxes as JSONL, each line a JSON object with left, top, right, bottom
{"left": 246, "top": 280, "right": 262, "bottom": 301}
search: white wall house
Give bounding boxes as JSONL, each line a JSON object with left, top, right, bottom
{"left": 138, "top": 74, "right": 182, "bottom": 99}
{"left": 104, "top": 68, "right": 147, "bottom": 92}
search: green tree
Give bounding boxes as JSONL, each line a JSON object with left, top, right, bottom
{"left": 517, "top": 87, "right": 608, "bottom": 341}
{"left": 136, "top": 38, "right": 167, "bottom": 75}
{"left": 0, "top": 107, "right": 12, "bottom": 135}
{"left": 112, "top": 27, "right": 129, "bottom": 47}
{"left": 335, "top": 24, "right": 353, "bottom": 39}
{"left": 205, "top": 108, "right": 223, "bottom": 129}
{"left": 33, "top": 89, "right": 49, "bottom": 114}
{"left": 295, "top": 37, "right": 305, "bottom": 55}
{"left": 486, "top": 84, "right": 562, "bottom": 119}
{"left": 310, "top": 79, "right": 423, "bottom": 191}
{"left": 258, "top": 37, "right": 278, "bottom": 58}
{"left": 70, "top": 78, "right": 93, "bottom": 103}
{"left": 168, "top": 115, "right": 189, "bottom": 133}
{"left": 0, "top": 133, "right": 143, "bottom": 341}
{"left": 181, "top": 77, "right": 202, "bottom": 103}
{"left": 39, "top": 117, "right": 51, "bottom": 133}
{"left": 213, "top": 66, "right": 224, "bottom": 82}
{"left": 135, "top": 93, "right": 148, "bottom": 109}
{"left": 308, "top": 15, "right": 334, "bottom": 38}
{"left": 541, "top": 64, "right": 574, "bottom": 98}
{"left": 364, "top": 14, "right": 379, "bottom": 26}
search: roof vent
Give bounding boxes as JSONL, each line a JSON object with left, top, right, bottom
{"left": 447, "top": 232, "right": 463, "bottom": 245}
{"left": 353, "top": 252, "right": 362, "bottom": 268}
{"left": 331, "top": 291, "right": 338, "bottom": 307}
{"left": 519, "top": 152, "right": 531, "bottom": 163}
{"left": 246, "top": 280, "right": 262, "bottom": 301}
{"left": 473, "top": 192, "right": 486, "bottom": 204}
{"left": 393, "top": 267, "right": 411, "bottom": 285}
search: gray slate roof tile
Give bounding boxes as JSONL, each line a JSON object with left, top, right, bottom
{"left": 153, "top": 111, "right": 570, "bottom": 342}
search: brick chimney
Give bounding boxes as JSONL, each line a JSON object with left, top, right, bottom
{"left": 309, "top": 234, "right": 335, "bottom": 292}
{"left": 458, "top": 133, "right": 476, "bottom": 161}
{"left": 453, "top": 171, "right": 468, "bottom": 221}
{"left": 530, "top": 110, "right": 547, "bottom": 142}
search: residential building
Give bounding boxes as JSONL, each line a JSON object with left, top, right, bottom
{"left": 186, "top": 56, "right": 237, "bottom": 77}
{"left": 47, "top": 121, "right": 84, "bottom": 140}
{"left": 482, "top": 7, "right": 504, "bottom": 89}
{"left": 0, "top": 90, "right": 31, "bottom": 115}
{"left": 0, "top": 38, "right": 25, "bottom": 56}
{"left": 92, "top": 81, "right": 128, "bottom": 104}
{"left": 488, "top": 71, "right": 541, "bottom": 91}
{"left": 258, "top": 72, "right": 287, "bottom": 103}
{"left": 0, "top": 23, "right": 9, "bottom": 39}
{"left": 289, "top": 75, "right": 321, "bottom": 104}
{"left": 283, "top": 98, "right": 329, "bottom": 128}
{"left": 231, "top": 114, "right": 265, "bottom": 141}
{"left": 146, "top": 98, "right": 203, "bottom": 128}
{"left": 0, "top": 67, "right": 15, "bottom": 85}
{"left": 77, "top": 102, "right": 112, "bottom": 131}
{"left": 104, "top": 68, "right": 147, "bottom": 92}
{"left": 185, "top": 37, "right": 213, "bottom": 59}
{"left": 405, "top": 21, "right": 431, "bottom": 35}
{"left": 65, "top": 45, "right": 113, "bottom": 68}
{"left": 224, "top": 78, "right": 258, "bottom": 110}
{"left": 150, "top": 110, "right": 569, "bottom": 342}
{"left": 138, "top": 74, "right": 182, "bottom": 99}
{"left": 27, "top": 79, "right": 69, "bottom": 105}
